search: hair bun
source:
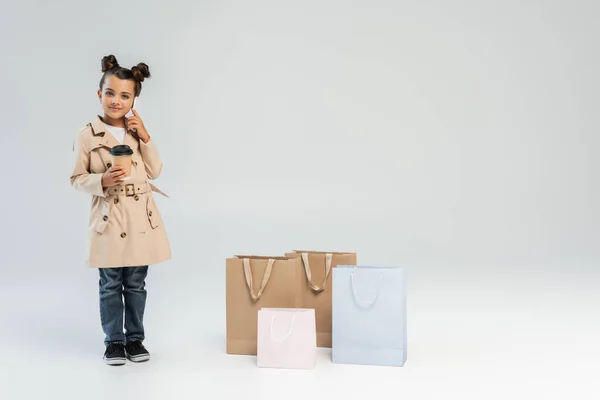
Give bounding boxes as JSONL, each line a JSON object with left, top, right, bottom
{"left": 101, "top": 55, "right": 119, "bottom": 73}
{"left": 131, "top": 62, "right": 151, "bottom": 82}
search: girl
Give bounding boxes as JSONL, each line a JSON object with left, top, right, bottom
{"left": 70, "top": 55, "right": 171, "bottom": 366}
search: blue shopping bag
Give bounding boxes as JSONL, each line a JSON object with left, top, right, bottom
{"left": 332, "top": 266, "right": 407, "bottom": 367}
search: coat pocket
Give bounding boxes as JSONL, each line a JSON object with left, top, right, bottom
{"left": 93, "top": 200, "right": 111, "bottom": 233}
{"left": 146, "top": 195, "right": 162, "bottom": 229}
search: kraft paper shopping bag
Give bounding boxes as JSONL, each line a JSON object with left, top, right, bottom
{"left": 285, "top": 250, "right": 357, "bottom": 348}
{"left": 332, "top": 265, "right": 407, "bottom": 367}
{"left": 226, "top": 256, "right": 303, "bottom": 355}
{"left": 257, "top": 308, "right": 317, "bottom": 369}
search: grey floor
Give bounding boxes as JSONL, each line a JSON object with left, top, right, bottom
{"left": 2, "top": 249, "right": 597, "bottom": 400}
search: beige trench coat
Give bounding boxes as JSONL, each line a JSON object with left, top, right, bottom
{"left": 70, "top": 116, "right": 171, "bottom": 268}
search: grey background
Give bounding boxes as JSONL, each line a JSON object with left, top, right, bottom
{"left": 1, "top": 0, "right": 598, "bottom": 399}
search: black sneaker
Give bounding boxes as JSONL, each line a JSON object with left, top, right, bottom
{"left": 103, "top": 343, "right": 126, "bottom": 366}
{"left": 125, "top": 340, "right": 150, "bottom": 362}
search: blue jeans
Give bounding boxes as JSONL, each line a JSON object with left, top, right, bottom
{"left": 99, "top": 266, "right": 148, "bottom": 346}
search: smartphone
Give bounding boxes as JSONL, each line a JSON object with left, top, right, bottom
{"left": 125, "top": 97, "right": 137, "bottom": 118}
{"left": 125, "top": 97, "right": 138, "bottom": 132}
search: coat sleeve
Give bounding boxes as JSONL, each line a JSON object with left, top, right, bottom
{"left": 139, "top": 139, "right": 163, "bottom": 179}
{"left": 70, "top": 131, "right": 107, "bottom": 197}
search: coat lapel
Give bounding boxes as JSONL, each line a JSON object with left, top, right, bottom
{"left": 89, "top": 115, "right": 122, "bottom": 150}
{"left": 123, "top": 129, "right": 140, "bottom": 151}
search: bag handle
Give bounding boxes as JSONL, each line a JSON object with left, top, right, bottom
{"left": 300, "top": 252, "right": 333, "bottom": 292}
{"left": 242, "top": 258, "right": 275, "bottom": 301}
{"left": 350, "top": 270, "right": 385, "bottom": 309}
{"left": 270, "top": 315, "right": 297, "bottom": 342}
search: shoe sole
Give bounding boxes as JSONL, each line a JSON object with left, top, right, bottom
{"left": 104, "top": 357, "right": 126, "bottom": 366}
{"left": 127, "top": 354, "right": 150, "bottom": 362}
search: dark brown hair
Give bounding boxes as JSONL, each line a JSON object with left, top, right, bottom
{"left": 99, "top": 55, "right": 151, "bottom": 96}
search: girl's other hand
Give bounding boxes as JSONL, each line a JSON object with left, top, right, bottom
{"left": 101, "top": 166, "right": 127, "bottom": 188}
{"left": 126, "top": 109, "right": 150, "bottom": 143}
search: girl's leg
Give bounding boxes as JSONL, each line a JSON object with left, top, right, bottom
{"left": 98, "top": 267, "right": 126, "bottom": 345}
{"left": 122, "top": 266, "right": 149, "bottom": 343}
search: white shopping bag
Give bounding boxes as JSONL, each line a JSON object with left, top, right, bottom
{"left": 332, "top": 266, "right": 407, "bottom": 367}
{"left": 257, "top": 308, "right": 317, "bottom": 369}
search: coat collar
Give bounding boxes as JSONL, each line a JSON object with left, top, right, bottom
{"left": 89, "top": 115, "right": 138, "bottom": 150}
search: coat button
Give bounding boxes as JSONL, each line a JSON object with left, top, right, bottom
{"left": 114, "top": 197, "right": 119, "bottom": 204}
{"left": 148, "top": 211, "right": 153, "bottom": 216}
{"left": 134, "top": 195, "right": 139, "bottom": 200}
{"left": 134, "top": 161, "right": 138, "bottom": 166}
{"left": 107, "top": 163, "right": 112, "bottom": 168}
{"left": 103, "top": 215, "right": 108, "bottom": 221}
{"left": 121, "top": 232, "right": 126, "bottom": 238}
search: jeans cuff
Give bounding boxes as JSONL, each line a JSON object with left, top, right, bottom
{"left": 105, "top": 340, "right": 126, "bottom": 346}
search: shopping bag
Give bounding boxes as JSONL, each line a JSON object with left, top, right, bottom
{"left": 226, "top": 255, "right": 302, "bottom": 355}
{"left": 285, "top": 250, "right": 357, "bottom": 348}
{"left": 257, "top": 308, "right": 317, "bottom": 369}
{"left": 332, "top": 265, "right": 407, "bottom": 367}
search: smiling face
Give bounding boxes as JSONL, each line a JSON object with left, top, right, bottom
{"left": 97, "top": 75, "right": 136, "bottom": 126}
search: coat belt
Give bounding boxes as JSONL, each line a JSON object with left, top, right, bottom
{"left": 108, "top": 182, "right": 150, "bottom": 197}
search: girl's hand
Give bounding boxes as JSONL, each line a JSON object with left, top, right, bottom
{"left": 101, "top": 166, "right": 127, "bottom": 188}
{"left": 126, "top": 109, "right": 150, "bottom": 143}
